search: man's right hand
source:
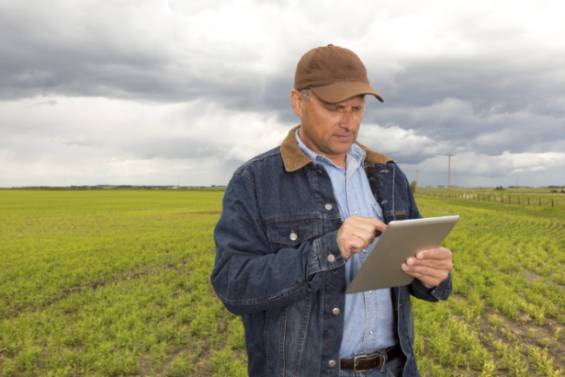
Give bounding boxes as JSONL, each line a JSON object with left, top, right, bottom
{"left": 336, "top": 216, "right": 387, "bottom": 260}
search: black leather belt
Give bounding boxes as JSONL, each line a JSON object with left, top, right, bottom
{"left": 340, "top": 345, "right": 403, "bottom": 372}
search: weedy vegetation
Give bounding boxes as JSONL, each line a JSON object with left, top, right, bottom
{"left": 0, "top": 189, "right": 562, "bottom": 376}
{"left": 413, "top": 192, "right": 563, "bottom": 377}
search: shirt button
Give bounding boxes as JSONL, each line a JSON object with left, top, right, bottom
{"left": 324, "top": 203, "right": 333, "bottom": 211}
{"left": 328, "top": 359, "right": 337, "bottom": 368}
{"left": 327, "top": 254, "right": 336, "bottom": 263}
{"left": 332, "top": 307, "right": 341, "bottom": 316}
{"left": 289, "top": 231, "right": 298, "bottom": 241}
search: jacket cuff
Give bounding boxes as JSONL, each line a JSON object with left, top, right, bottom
{"left": 307, "top": 230, "right": 345, "bottom": 276}
{"left": 429, "top": 273, "right": 452, "bottom": 300}
{"left": 409, "top": 272, "right": 452, "bottom": 301}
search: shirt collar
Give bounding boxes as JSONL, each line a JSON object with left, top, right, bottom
{"left": 294, "top": 129, "right": 366, "bottom": 169}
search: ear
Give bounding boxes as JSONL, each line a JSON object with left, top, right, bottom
{"left": 290, "top": 89, "right": 304, "bottom": 118}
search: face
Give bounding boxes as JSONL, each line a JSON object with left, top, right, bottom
{"left": 290, "top": 89, "right": 365, "bottom": 166}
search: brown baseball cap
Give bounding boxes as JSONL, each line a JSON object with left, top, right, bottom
{"left": 294, "top": 44, "right": 383, "bottom": 103}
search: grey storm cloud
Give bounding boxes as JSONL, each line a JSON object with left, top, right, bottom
{"left": 0, "top": 0, "right": 564, "bottom": 186}
{"left": 360, "top": 54, "right": 565, "bottom": 164}
{"left": 0, "top": 1, "right": 269, "bottom": 104}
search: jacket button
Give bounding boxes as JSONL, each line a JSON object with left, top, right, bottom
{"left": 324, "top": 203, "right": 333, "bottom": 211}
{"left": 327, "top": 254, "right": 336, "bottom": 263}
{"left": 332, "top": 307, "right": 341, "bottom": 316}
{"left": 289, "top": 231, "right": 298, "bottom": 241}
{"left": 328, "top": 359, "right": 337, "bottom": 368}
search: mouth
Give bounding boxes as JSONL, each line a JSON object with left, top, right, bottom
{"left": 333, "top": 134, "right": 354, "bottom": 141}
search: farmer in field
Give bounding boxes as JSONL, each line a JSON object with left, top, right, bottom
{"left": 211, "top": 44, "right": 453, "bottom": 377}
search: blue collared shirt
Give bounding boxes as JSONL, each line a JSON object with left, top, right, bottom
{"left": 295, "top": 130, "right": 396, "bottom": 357}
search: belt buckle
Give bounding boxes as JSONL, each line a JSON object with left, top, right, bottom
{"left": 353, "top": 351, "right": 386, "bottom": 372}
{"left": 353, "top": 352, "right": 386, "bottom": 372}
{"left": 353, "top": 353, "right": 369, "bottom": 372}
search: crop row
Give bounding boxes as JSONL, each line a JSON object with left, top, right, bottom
{"left": 0, "top": 190, "right": 246, "bottom": 377}
{"left": 0, "top": 190, "right": 562, "bottom": 376}
{"left": 413, "top": 196, "right": 563, "bottom": 376}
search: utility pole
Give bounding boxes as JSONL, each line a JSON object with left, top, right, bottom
{"left": 447, "top": 153, "right": 454, "bottom": 188}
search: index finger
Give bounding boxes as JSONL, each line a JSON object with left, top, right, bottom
{"left": 348, "top": 216, "right": 388, "bottom": 235}
{"left": 369, "top": 217, "right": 387, "bottom": 234}
{"left": 416, "top": 247, "right": 452, "bottom": 260}
{"left": 365, "top": 217, "right": 387, "bottom": 235}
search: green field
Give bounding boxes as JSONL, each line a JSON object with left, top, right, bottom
{"left": 0, "top": 189, "right": 563, "bottom": 376}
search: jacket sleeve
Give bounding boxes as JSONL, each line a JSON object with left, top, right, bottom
{"left": 402, "top": 171, "right": 452, "bottom": 301}
{"left": 211, "top": 169, "right": 344, "bottom": 315}
{"left": 408, "top": 273, "right": 452, "bottom": 301}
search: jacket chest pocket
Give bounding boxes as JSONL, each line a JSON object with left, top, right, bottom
{"left": 385, "top": 208, "right": 409, "bottom": 221}
{"left": 265, "top": 216, "right": 325, "bottom": 249}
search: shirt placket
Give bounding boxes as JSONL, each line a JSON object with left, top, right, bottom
{"left": 346, "top": 159, "right": 374, "bottom": 349}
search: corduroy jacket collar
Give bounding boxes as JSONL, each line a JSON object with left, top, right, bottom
{"left": 280, "top": 125, "right": 392, "bottom": 172}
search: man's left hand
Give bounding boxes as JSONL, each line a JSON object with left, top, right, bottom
{"left": 401, "top": 247, "right": 453, "bottom": 289}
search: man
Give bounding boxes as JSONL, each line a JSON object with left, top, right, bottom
{"left": 211, "top": 44, "right": 453, "bottom": 377}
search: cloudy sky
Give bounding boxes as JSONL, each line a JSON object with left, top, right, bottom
{"left": 1, "top": 0, "right": 564, "bottom": 187}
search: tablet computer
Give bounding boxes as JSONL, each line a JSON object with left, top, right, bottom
{"left": 346, "top": 215, "right": 459, "bottom": 293}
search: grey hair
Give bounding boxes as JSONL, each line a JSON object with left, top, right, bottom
{"left": 300, "top": 88, "right": 312, "bottom": 100}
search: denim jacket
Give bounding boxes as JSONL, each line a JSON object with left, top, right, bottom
{"left": 211, "top": 126, "right": 452, "bottom": 377}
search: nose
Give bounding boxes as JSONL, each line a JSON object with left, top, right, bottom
{"left": 338, "top": 109, "right": 356, "bottom": 130}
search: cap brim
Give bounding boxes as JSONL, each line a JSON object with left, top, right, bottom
{"left": 312, "top": 81, "right": 383, "bottom": 103}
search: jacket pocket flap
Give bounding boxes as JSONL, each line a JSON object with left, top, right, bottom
{"left": 265, "top": 217, "right": 323, "bottom": 246}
